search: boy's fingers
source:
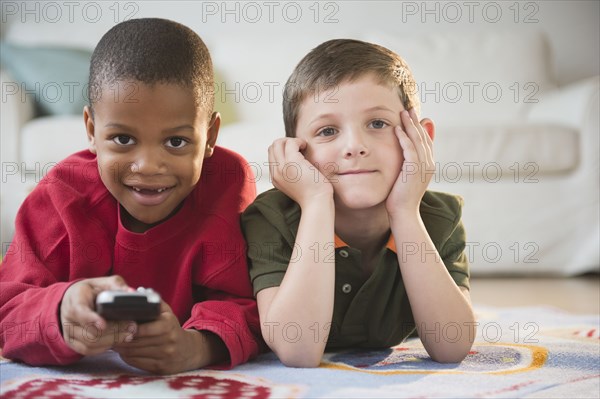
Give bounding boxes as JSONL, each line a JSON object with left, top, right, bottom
{"left": 271, "top": 138, "right": 309, "bottom": 186}
{"left": 85, "top": 321, "right": 136, "bottom": 347}
{"left": 408, "top": 108, "right": 420, "bottom": 128}
{"left": 290, "top": 137, "right": 308, "bottom": 155}
{"left": 410, "top": 109, "right": 434, "bottom": 162}
{"left": 268, "top": 140, "right": 285, "bottom": 182}
{"left": 130, "top": 302, "right": 174, "bottom": 336}
{"left": 136, "top": 309, "right": 176, "bottom": 337}
{"left": 267, "top": 143, "right": 276, "bottom": 176}
{"left": 405, "top": 110, "right": 435, "bottom": 178}
{"left": 296, "top": 138, "right": 308, "bottom": 152}
{"left": 111, "top": 321, "right": 138, "bottom": 343}
{"left": 118, "top": 345, "right": 162, "bottom": 359}
{"left": 72, "top": 303, "right": 104, "bottom": 328}
{"left": 401, "top": 110, "right": 426, "bottom": 163}
{"left": 118, "top": 355, "right": 163, "bottom": 373}
{"left": 395, "top": 126, "right": 418, "bottom": 164}
{"left": 98, "top": 320, "right": 137, "bottom": 344}
{"left": 284, "top": 138, "right": 304, "bottom": 162}
{"left": 90, "top": 275, "right": 131, "bottom": 292}
{"left": 116, "top": 333, "right": 165, "bottom": 348}
{"left": 271, "top": 139, "right": 286, "bottom": 166}
{"left": 65, "top": 320, "right": 133, "bottom": 355}
{"left": 62, "top": 284, "right": 105, "bottom": 328}
{"left": 62, "top": 275, "right": 134, "bottom": 332}
{"left": 160, "top": 300, "right": 172, "bottom": 314}
{"left": 408, "top": 109, "right": 427, "bottom": 144}
{"left": 67, "top": 334, "right": 108, "bottom": 356}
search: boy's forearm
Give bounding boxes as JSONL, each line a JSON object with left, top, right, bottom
{"left": 263, "top": 198, "right": 336, "bottom": 367}
{"left": 0, "top": 281, "right": 84, "bottom": 366}
{"left": 390, "top": 212, "right": 475, "bottom": 362}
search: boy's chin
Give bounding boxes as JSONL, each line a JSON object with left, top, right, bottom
{"left": 121, "top": 207, "right": 174, "bottom": 231}
{"left": 334, "top": 192, "right": 387, "bottom": 212}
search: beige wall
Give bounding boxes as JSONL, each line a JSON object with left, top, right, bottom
{"left": 2, "top": 1, "right": 598, "bottom": 85}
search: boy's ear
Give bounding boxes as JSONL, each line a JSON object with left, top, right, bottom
{"left": 204, "top": 112, "right": 221, "bottom": 158}
{"left": 83, "top": 105, "right": 97, "bottom": 154}
{"left": 420, "top": 117, "right": 435, "bottom": 141}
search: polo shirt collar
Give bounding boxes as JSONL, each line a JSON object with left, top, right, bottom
{"left": 334, "top": 233, "right": 397, "bottom": 253}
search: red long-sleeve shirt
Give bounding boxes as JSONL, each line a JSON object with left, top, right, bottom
{"left": 0, "top": 148, "right": 262, "bottom": 368}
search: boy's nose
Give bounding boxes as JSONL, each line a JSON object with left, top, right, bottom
{"left": 131, "top": 148, "right": 166, "bottom": 175}
{"left": 344, "top": 131, "right": 369, "bottom": 158}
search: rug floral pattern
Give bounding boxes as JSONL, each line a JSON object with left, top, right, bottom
{"left": 1, "top": 306, "right": 598, "bottom": 398}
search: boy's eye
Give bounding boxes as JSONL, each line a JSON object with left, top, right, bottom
{"left": 113, "top": 135, "right": 135, "bottom": 146}
{"left": 317, "top": 127, "right": 336, "bottom": 137}
{"left": 369, "top": 120, "right": 388, "bottom": 129}
{"left": 166, "top": 137, "right": 188, "bottom": 148}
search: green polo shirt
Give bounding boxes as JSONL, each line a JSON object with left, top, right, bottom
{"left": 241, "top": 189, "right": 470, "bottom": 349}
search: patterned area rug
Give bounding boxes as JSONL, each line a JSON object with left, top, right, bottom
{"left": 1, "top": 306, "right": 599, "bottom": 398}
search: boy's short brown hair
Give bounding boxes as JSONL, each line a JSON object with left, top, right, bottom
{"left": 283, "top": 39, "right": 419, "bottom": 137}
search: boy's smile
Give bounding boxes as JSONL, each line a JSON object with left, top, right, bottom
{"left": 84, "top": 81, "right": 218, "bottom": 233}
{"left": 128, "top": 184, "right": 174, "bottom": 206}
{"left": 295, "top": 74, "right": 405, "bottom": 212}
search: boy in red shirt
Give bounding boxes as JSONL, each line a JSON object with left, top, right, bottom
{"left": 0, "top": 18, "right": 261, "bottom": 374}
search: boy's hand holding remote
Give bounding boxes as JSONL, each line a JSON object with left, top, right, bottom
{"left": 60, "top": 276, "right": 137, "bottom": 356}
{"left": 111, "top": 301, "right": 225, "bottom": 375}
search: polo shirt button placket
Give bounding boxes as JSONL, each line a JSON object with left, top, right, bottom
{"left": 339, "top": 249, "right": 349, "bottom": 258}
{"left": 342, "top": 283, "right": 352, "bottom": 294}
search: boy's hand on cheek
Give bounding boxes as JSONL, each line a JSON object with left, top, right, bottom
{"left": 113, "top": 301, "right": 208, "bottom": 374}
{"left": 60, "top": 276, "right": 137, "bottom": 356}
{"left": 268, "top": 138, "right": 333, "bottom": 208}
{"left": 386, "top": 109, "right": 435, "bottom": 220}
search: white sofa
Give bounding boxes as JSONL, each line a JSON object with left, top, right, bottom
{"left": 1, "top": 7, "right": 598, "bottom": 276}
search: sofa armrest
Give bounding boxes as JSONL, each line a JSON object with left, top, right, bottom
{"left": 1, "top": 67, "right": 36, "bottom": 165}
{"left": 525, "top": 75, "right": 599, "bottom": 129}
{"left": 525, "top": 76, "right": 599, "bottom": 175}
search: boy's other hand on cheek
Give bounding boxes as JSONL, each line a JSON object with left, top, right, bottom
{"left": 268, "top": 137, "right": 333, "bottom": 209}
{"left": 60, "top": 276, "right": 137, "bottom": 356}
{"left": 112, "top": 301, "right": 220, "bottom": 374}
{"left": 386, "top": 109, "right": 436, "bottom": 220}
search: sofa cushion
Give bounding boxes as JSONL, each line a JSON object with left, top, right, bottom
{"left": 366, "top": 30, "right": 556, "bottom": 129}
{"left": 207, "top": 31, "right": 353, "bottom": 128}
{"left": 20, "top": 116, "right": 261, "bottom": 186}
{"left": 20, "top": 116, "right": 89, "bottom": 169}
{"left": 434, "top": 125, "right": 579, "bottom": 180}
{"left": 1, "top": 44, "right": 235, "bottom": 126}
{"left": 4, "top": 18, "right": 104, "bottom": 52}
{"left": 0, "top": 43, "right": 92, "bottom": 116}
{"left": 217, "top": 121, "right": 579, "bottom": 188}
{"left": 0, "top": 43, "right": 92, "bottom": 115}
{"left": 217, "top": 122, "right": 277, "bottom": 194}
{"left": 1, "top": 68, "right": 36, "bottom": 165}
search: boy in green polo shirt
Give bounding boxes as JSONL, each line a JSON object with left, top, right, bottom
{"left": 241, "top": 39, "right": 475, "bottom": 367}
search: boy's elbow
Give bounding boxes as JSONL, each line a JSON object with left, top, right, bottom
{"left": 428, "top": 342, "right": 473, "bottom": 364}
{"left": 280, "top": 355, "right": 322, "bottom": 368}
{"left": 430, "top": 350, "right": 469, "bottom": 364}
{"left": 280, "top": 357, "right": 321, "bottom": 369}
{"left": 274, "top": 347, "right": 323, "bottom": 368}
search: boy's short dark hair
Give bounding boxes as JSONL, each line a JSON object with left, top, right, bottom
{"left": 283, "top": 39, "right": 420, "bottom": 137}
{"left": 88, "top": 18, "right": 214, "bottom": 116}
